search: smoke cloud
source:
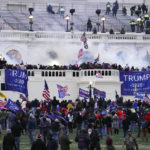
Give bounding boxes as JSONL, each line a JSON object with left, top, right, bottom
{"left": 2, "top": 40, "right": 149, "bottom": 69}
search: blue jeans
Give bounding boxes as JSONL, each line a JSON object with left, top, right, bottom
{"left": 118, "top": 119, "right": 122, "bottom": 129}
{"left": 97, "top": 128, "right": 103, "bottom": 138}
{"left": 103, "top": 124, "right": 107, "bottom": 136}
{"left": 15, "top": 136, "right": 20, "bottom": 150}
{"left": 137, "top": 126, "right": 141, "bottom": 137}
{"left": 28, "top": 129, "right": 34, "bottom": 143}
{"left": 0, "top": 119, "right": 6, "bottom": 129}
{"left": 51, "top": 131, "right": 59, "bottom": 141}
{"left": 130, "top": 121, "right": 136, "bottom": 132}
{"left": 123, "top": 129, "right": 128, "bottom": 137}
{"left": 82, "top": 121, "right": 88, "bottom": 129}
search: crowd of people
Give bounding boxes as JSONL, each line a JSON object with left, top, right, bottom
{"left": 0, "top": 58, "right": 150, "bottom": 72}
{"left": 47, "top": 1, "right": 150, "bottom": 34}
{"left": 0, "top": 95, "right": 150, "bottom": 150}
{"left": 129, "top": 3, "right": 149, "bottom": 33}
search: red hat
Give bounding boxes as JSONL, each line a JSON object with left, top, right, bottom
{"left": 106, "top": 136, "right": 113, "bottom": 146}
{"left": 36, "top": 134, "right": 42, "bottom": 139}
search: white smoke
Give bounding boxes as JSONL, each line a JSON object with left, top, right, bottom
{"left": 2, "top": 39, "right": 149, "bottom": 69}
{"left": 97, "top": 43, "right": 149, "bottom": 69}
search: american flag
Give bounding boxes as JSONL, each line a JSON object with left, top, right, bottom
{"left": 80, "top": 33, "right": 87, "bottom": 42}
{"left": 78, "top": 49, "right": 83, "bottom": 58}
{"left": 143, "top": 95, "right": 150, "bottom": 105}
{"left": 96, "top": 71, "right": 103, "bottom": 78}
{"left": 0, "top": 100, "right": 7, "bottom": 110}
{"left": 42, "top": 80, "right": 50, "bottom": 101}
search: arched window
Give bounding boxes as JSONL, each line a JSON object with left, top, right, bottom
{"left": 73, "top": 72, "right": 75, "bottom": 77}
{"left": 32, "top": 71, "right": 34, "bottom": 76}
{"left": 76, "top": 72, "right": 79, "bottom": 77}
{"left": 28, "top": 71, "right": 30, "bottom": 76}
{"left": 42, "top": 71, "right": 44, "bottom": 76}
{"left": 52, "top": 72, "right": 55, "bottom": 76}
{"left": 102, "top": 71, "right": 104, "bottom": 76}
{"left": 109, "top": 71, "right": 111, "bottom": 76}
{"left": 59, "top": 72, "right": 62, "bottom": 77}
{"left": 45, "top": 71, "right": 48, "bottom": 77}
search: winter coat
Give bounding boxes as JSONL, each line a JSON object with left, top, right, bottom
{"left": 3, "top": 133, "right": 16, "bottom": 150}
{"left": 105, "top": 146, "right": 116, "bottom": 150}
{"left": 11, "top": 122, "right": 22, "bottom": 137}
{"left": 75, "top": 130, "right": 90, "bottom": 149}
{"left": 47, "top": 139, "right": 58, "bottom": 150}
{"left": 27, "top": 118, "right": 36, "bottom": 130}
{"left": 31, "top": 139, "right": 46, "bottom": 150}
{"left": 122, "top": 118, "right": 130, "bottom": 130}
{"left": 59, "top": 132, "right": 71, "bottom": 150}
{"left": 117, "top": 110, "right": 122, "bottom": 119}
{"left": 51, "top": 121, "right": 60, "bottom": 132}
{"left": 106, "top": 116, "right": 112, "bottom": 128}
{"left": 112, "top": 116, "right": 119, "bottom": 129}
{"left": 90, "top": 130, "right": 101, "bottom": 150}
{"left": 96, "top": 117, "right": 103, "bottom": 128}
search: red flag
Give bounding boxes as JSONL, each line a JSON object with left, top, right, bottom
{"left": 78, "top": 49, "right": 83, "bottom": 58}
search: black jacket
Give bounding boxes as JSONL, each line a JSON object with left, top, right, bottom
{"left": 11, "top": 122, "right": 22, "bottom": 137}
{"left": 31, "top": 139, "right": 46, "bottom": 150}
{"left": 47, "top": 139, "right": 58, "bottom": 150}
{"left": 75, "top": 130, "right": 90, "bottom": 149}
{"left": 122, "top": 118, "right": 130, "bottom": 130}
{"left": 3, "top": 133, "right": 16, "bottom": 150}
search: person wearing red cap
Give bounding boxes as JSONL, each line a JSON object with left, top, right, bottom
{"left": 105, "top": 136, "right": 116, "bottom": 150}
{"left": 31, "top": 134, "right": 46, "bottom": 150}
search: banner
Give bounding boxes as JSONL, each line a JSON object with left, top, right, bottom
{"left": 4, "top": 99, "right": 20, "bottom": 113}
{"left": 143, "top": 95, "right": 150, "bottom": 105}
{"left": 57, "top": 84, "right": 70, "bottom": 98}
{"left": 93, "top": 88, "right": 106, "bottom": 98}
{"left": 5, "top": 69, "right": 28, "bottom": 96}
{"left": 120, "top": 71, "right": 150, "bottom": 95}
{"left": 48, "top": 113, "right": 68, "bottom": 124}
{"left": 0, "top": 100, "right": 7, "bottom": 110}
{"left": 79, "top": 88, "right": 89, "bottom": 99}
{"left": 135, "top": 92, "right": 145, "bottom": 99}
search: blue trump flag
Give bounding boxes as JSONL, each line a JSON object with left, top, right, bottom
{"left": 79, "top": 88, "right": 89, "bottom": 99}
{"left": 5, "top": 69, "right": 28, "bottom": 96}
{"left": 48, "top": 113, "right": 68, "bottom": 124}
{"left": 4, "top": 99, "right": 20, "bottom": 113}
{"left": 120, "top": 71, "right": 150, "bottom": 95}
{"left": 57, "top": 84, "right": 70, "bottom": 98}
{"left": 93, "top": 88, "right": 106, "bottom": 98}
{"left": 135, "top": 92, "right": 145, "bottom": 99}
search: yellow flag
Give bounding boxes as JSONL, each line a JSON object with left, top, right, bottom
{"left": 0, "top": 92, "right": 6, "bottom": 98}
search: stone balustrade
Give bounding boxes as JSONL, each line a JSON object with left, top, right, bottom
{"left": 0, "top": 30, "right": 150, "bottom": 42}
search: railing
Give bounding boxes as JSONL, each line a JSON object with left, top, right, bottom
{"left": 0, "top": 30, "right": 149, "bottom": 41}
{"left": 0, "top": 69, "right": 119, "bottom": 78}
